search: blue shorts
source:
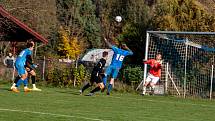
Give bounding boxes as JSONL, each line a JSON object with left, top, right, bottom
{"left": 15, "top": 62, "right": 26, "bottom": 76}
{"left": 105, "top": 65, "right": 120, "bottom": 79}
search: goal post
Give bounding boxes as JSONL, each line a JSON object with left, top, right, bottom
{"left": 143, "top": 31, "right": 215, "bottom": 99}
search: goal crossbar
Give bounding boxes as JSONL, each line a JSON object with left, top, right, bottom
{"left": 168, "top": 38, "right": 215, "bottom": 52}
{"left": 147, "top": 31, "right": 215, "bottom": 35}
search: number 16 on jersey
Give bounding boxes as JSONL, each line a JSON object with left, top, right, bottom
{"left": 116, "top": 54, "right": 125, "bottom": 61}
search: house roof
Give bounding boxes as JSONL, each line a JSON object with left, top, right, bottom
{"left": 0, "top": 5, "right": 48, "bottom": 44}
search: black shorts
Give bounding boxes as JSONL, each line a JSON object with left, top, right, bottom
{"left": 24, "top": 65, "right": 33, "bottom": 73}
{"left": 90, "top": 72, "right": 103, "bottom": 84}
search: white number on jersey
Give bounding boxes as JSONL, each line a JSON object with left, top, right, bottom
{"left": 116, "top": 54, "right": 125, "bottom": 61}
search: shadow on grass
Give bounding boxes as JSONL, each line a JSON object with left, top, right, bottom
{"left": 0, "top": 86, "right": 11, "bottom": 91}
{"left": 55, "top": 90, "right": 81, "bottom": 95}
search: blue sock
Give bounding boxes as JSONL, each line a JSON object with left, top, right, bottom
{"left": 23, "top": 78, "right": 28, "bottom": 87}
{"left": 103, "top": 75, "right": 107, "bottom": 87}
{"left": 16, "top": 78, "right": 24, "bottom": 87}
{"left": 108, "top": 84, "right": 113, "bottom": 93}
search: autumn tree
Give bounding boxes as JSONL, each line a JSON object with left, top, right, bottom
{"left": 58, "top": 27, "right": 84, "bottom": 60}
{"left": 152, "top": 0, "right": 215, "bottom": 31}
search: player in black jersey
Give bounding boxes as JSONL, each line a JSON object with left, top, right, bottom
{"left": 80, "top": 51, "right": 108, "bottom": 96}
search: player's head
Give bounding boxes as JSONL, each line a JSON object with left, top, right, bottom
{"left": 156, "top": 53, "right": 162, "bottom": 60}
{"left": 102, "top": 51, "right": 108, "bottom": 59}
{"left": 119, "top": 42, "right": 127, "bottom": 49}
{"left": 27, "top": 40, "right": 35, "bottom": 50}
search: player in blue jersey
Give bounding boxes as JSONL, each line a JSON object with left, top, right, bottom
{"left": 11, "top": 54, "right": 41, "bottom": 91}
{"left": 103, "top": 38, "right": 133, "bottom": 95}
{"left": 11, "top": 41, "right": 35, "bottom": 93}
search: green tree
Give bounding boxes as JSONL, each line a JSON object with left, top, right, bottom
{"left": 56, "top": 0, "right": 101, "bottom": 48}
{"left": 98, "top": 0, "right": 151, "bottom": 63}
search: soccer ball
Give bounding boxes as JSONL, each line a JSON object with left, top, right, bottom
{"left": 115, "top": 16, "right": 122, "bottom": 22}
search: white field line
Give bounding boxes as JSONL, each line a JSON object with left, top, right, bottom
{"left": 0, "top": 95, "right": 213, "bottom": 121}
{"left": 0, "top": 107, "right": 200, "bottom": 121}
{"left": 0, "top": 108, "right": 109, "bottom": 121}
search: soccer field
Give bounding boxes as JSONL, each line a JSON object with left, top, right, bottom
{"left": 0, "top": 84, "right": 214, "bottom": 121}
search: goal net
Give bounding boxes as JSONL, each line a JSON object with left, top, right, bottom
{"left": 144, "top": 31, "right": 215, "bottom": 99}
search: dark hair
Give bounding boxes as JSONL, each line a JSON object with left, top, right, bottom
{"left": 26, "top": 41, "right": 34, "bottom": 48}
{"left": 102, "top": 51, "right": 108, "bottom": 57}
{"left": 156, "top": 53, "right": 162, "bottom": 56}
{"left": 118, "top": 41, "right": 123, "bottom": 48}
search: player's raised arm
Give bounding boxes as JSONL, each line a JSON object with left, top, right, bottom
{"left": 122, "top": 44, "right": 133, "bottom": 55}
{"left": 142, "top": 59, "right": 147, "bottom": 63}
{"left": 104, "top": 38, "right": 112, "bottom": 48}
{"left": 143, "top": 59, "right": 149, "bottom": 64}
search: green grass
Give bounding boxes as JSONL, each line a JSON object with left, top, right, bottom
{"left": 0, "top": 83, "right": 215, "bottom": 121}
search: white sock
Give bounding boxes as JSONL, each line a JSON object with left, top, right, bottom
{"left": 33, "top": 84, "right": 36, "bottom": 88}
{"left": 24, "top": 86, "right": 28, "bottom": 89}
{"left": 12, "top": 83, "right": 16, "bottom": 87}
{"left": 142, "top": 86, "right": 146, "bottom": 94}
{"left": 11, "top": 83, "right": 16, "bottom": 89}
